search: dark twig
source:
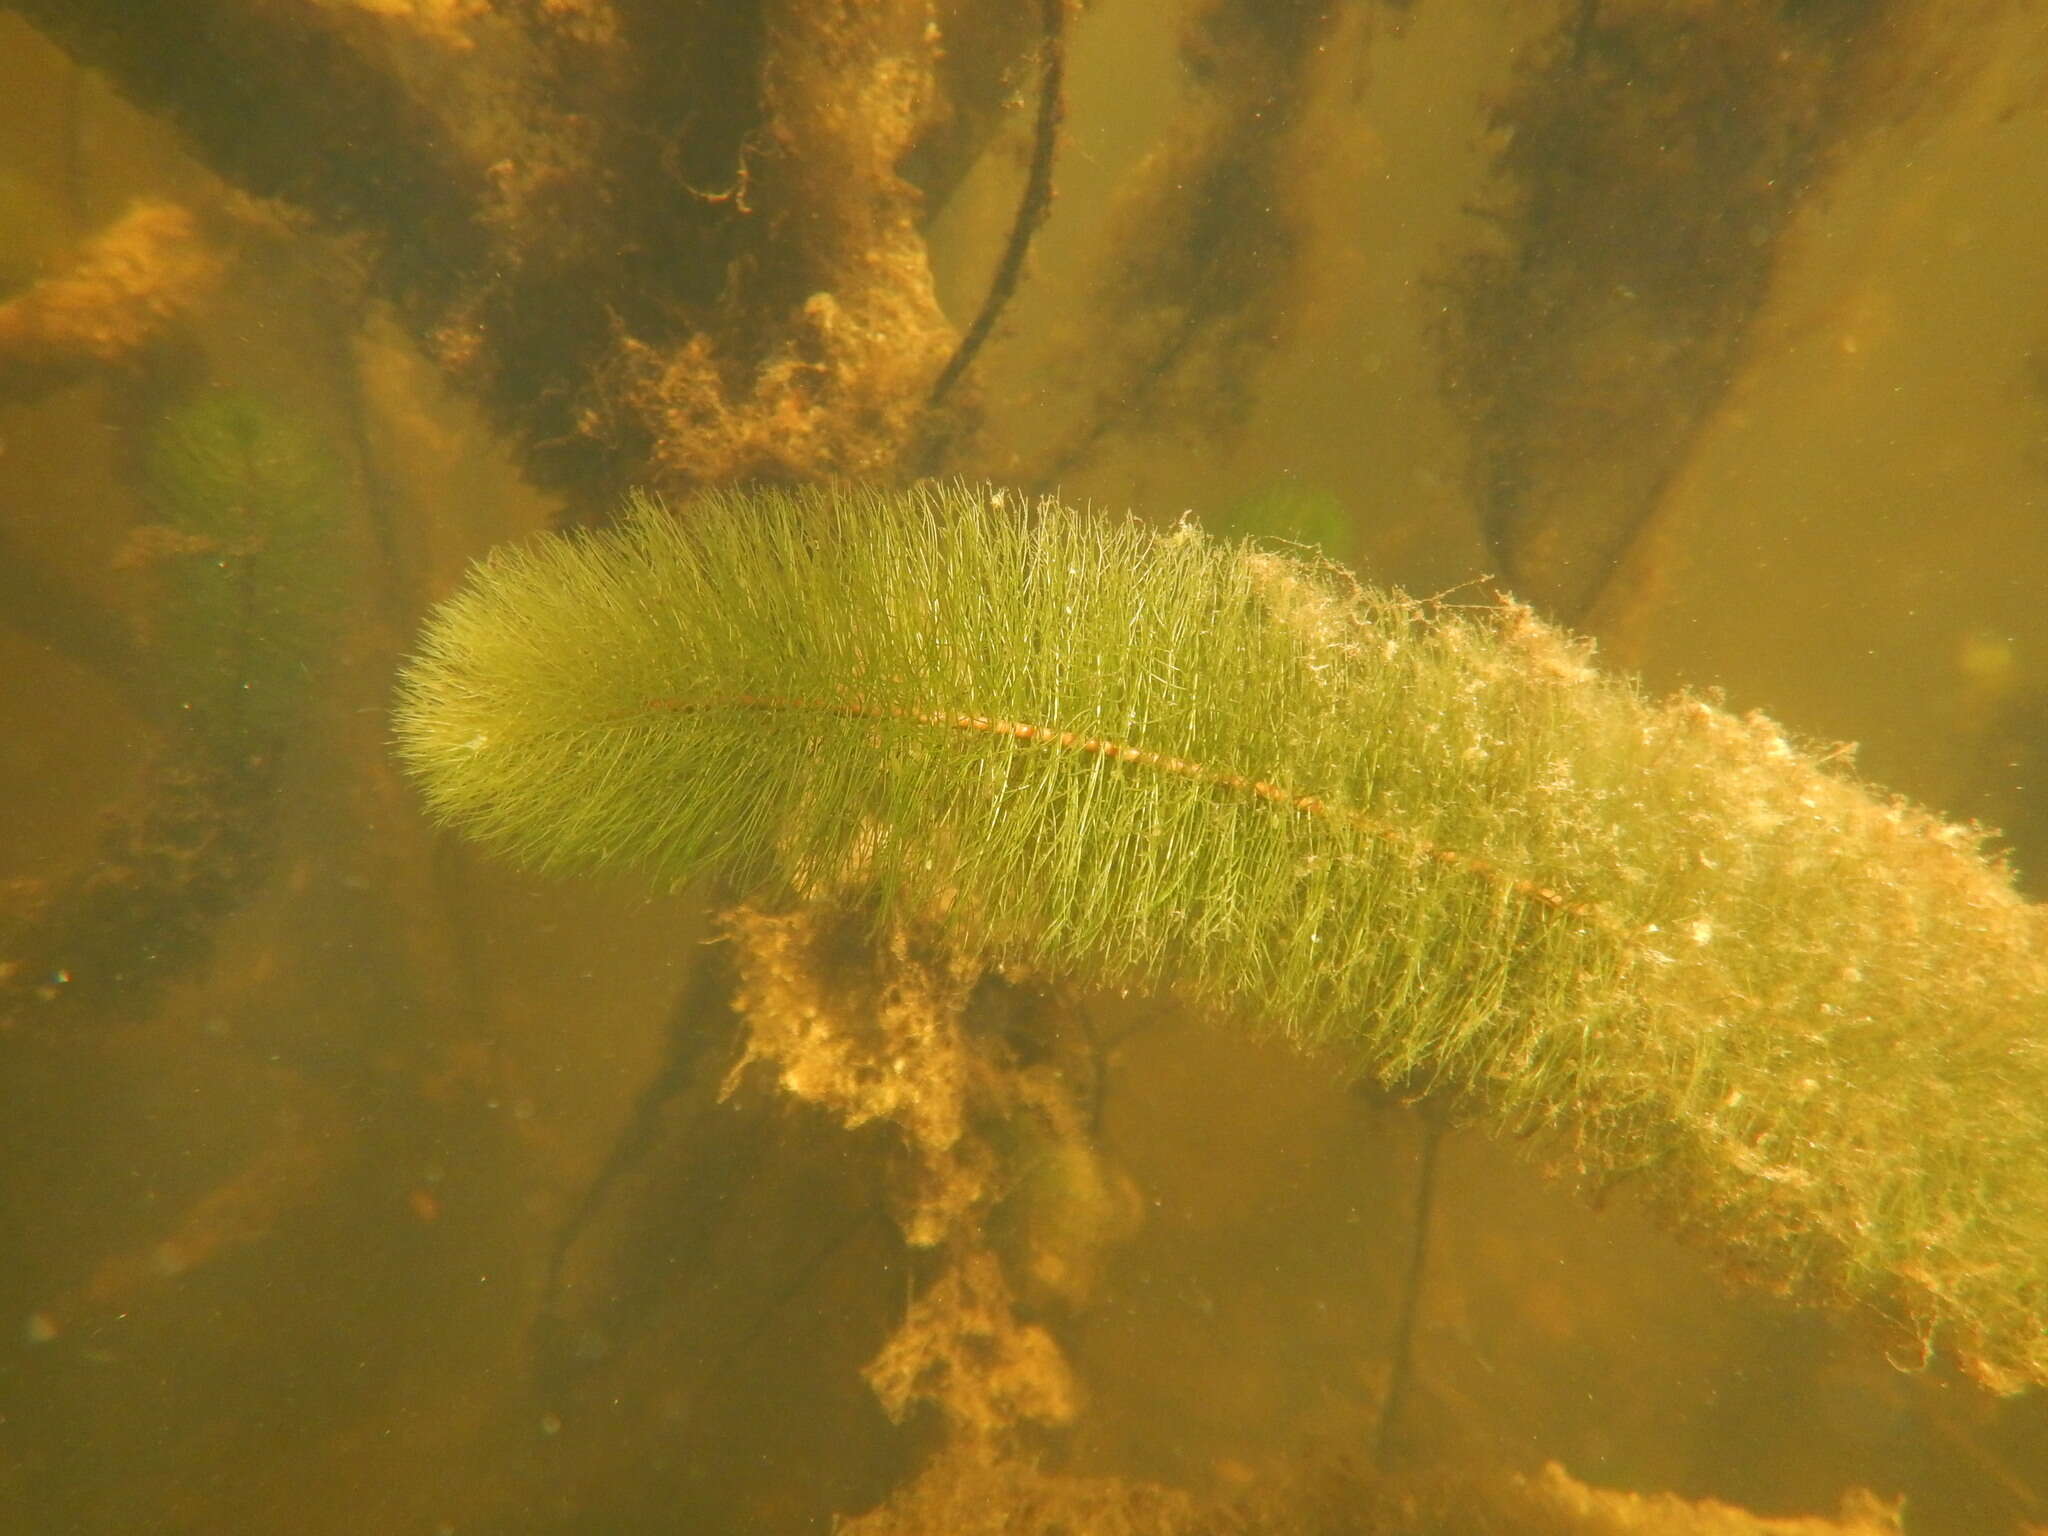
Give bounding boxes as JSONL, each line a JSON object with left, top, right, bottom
{"left": 924, "top": 0, "right": 1066, "bottom": 413}
{"left": 1374, "top": 1105, "right": 1445, "bottom": 1469}
{"left": 538, "top": 949, "right": 737, "bottom": 1311}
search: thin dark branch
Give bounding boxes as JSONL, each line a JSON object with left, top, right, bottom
{"left": 1375, "top": 1107, "right": 1444, "bottom": 1469}
{"left": 538, "top": 948, "right": 738, "bottom": 1311}
{"left": 924, "top": 0, "right": 1067, "bottom": 412}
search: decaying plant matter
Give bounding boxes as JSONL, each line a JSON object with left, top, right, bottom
{"left": 6, "top": 0, "right": 1026, "bottom": 501}
{"left": 0, "top": 200, "right": 219, "bottom": 400}
{"left": 1444, "top": 0, "right": 1989, "bottom": 624}
{"left": 1043, "top": 0, "right": 1336, "bottom": 477}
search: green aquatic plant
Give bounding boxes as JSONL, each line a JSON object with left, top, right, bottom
{"left": 394, "top": 481, "right": 2048, "bottom": 1394}
{"left": 144, "top": 390, "right": 341, "bottom": 743}
{"left": 1, "top": 391, "right": 344, "bottom": 1031}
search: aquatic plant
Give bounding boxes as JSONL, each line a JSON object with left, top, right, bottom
{"left": 143, "top": 390, "right": 341, "bottom": 741}
{"left": 1, "top": 390, "right": 341, "bottom": 1031}
{"left": 394, "top": 481, "right": 2048, "bottom": 1394}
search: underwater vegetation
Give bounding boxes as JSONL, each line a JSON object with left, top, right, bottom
{"left": 396, "top": 481, "right": 2048, "bottom": 1399}
{"left": 1442, "top": 0, "right": 1964, "bottom": 623}
{"left": 1, "top": 390, "right": 341, "bottom": 1030}
{"left": 141, "top": 391, "right": 341, "bottom": 740}
{"left": 8, "top": 0, "right": 2048, "bottom": 1529}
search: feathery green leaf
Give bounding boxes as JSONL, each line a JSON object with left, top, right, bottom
{"left": 395, "top": 481, "right": 2048, "bottom": 1393}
